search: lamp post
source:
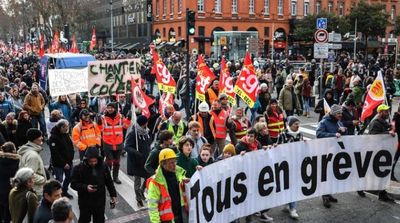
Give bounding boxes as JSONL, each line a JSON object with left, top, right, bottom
{"left": 110, "top": 0, "right": 114, "bottom": 51}
{"left": 353, "top": 18, "right": 357, "bottom": 60}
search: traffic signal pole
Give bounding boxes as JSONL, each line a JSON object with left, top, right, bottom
{"left": 185, "top": 8, "right": 191, "bottom": 120}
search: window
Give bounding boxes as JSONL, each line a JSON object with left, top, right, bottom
{"left": 163, "top": 28, "right": 166, "bottom": 37}
{"left": 163, "top": 0, "right": 167, "bottom": 15}
{"left": 339, "top": 2, "right": 344, "bottom": 16}
{"left": 198, "top": 26, "right": 205, "bottom": 36}
{"left": 391, "top": 5, "right": 396, "bottom": 20}
{"left": 249, "top": 0, "right": 255, "bottom": 14}
{"left": 304, "top": 2, "right": 309, "bottom": 16}
{"left": 170, "top": 0, "right": 174, "bottom": 15}
{"left": 291, "top": 1, "right": 297, "bottom": 16}
{"left": 156, "top": 0, "right": 159, "bottom": 16}
{"left": 198, "top": 0, "right": 204, "bottom": 12}
{"left": 232, "top": 0, "right": 238, "bottom": 14}
{"left": 178, "top": 27, "right": 181, "bottom": 36}
{"left": 278, "top": 0, "right": 283, "bottom": 15}
{"left": 328, "top": 1, "right": 333, "bottom": 13}
{"left": 316, "top": 1, "right": 321, "bottom": 14}
{"left": 264, "top": 0, "right": 269, "bottom": 15}
{"left": 178, "top": 0, "right": 182, "bottom": 13}
{"left": 232, "top": 26, "right": 238, "bottom": 31}
{"left": 215, "top": 0, "right": 221, "bottom": 13}
{"left": 264, "top": 27, "right": 270, "bottom": 37}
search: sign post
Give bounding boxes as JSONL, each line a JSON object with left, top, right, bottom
{"left": 315, "top": 18, "right": 328, "bottom": 99}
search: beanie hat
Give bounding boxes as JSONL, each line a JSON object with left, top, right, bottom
{"left": 136, "top": 115, "right": 148, "bottom": 126}
{"left": 260, "top": 83, "right": 268, "bottom": 89}
{"left": 26, "top": 128, "right": 42, "bottom": 142}
{"left": 85, "top": 147, "right": 100, "bottom": 159}
{"left": 79, "top": 109, "right": 90, "bottom": 119}
{"left": 329, "top": 104, "right": 343, "bottom": 115}
{"left": 287, "top": 116, "right": 300, "bottom": 127}
{"left": 223, "top": 144, "right": 236, "bottom": 156}
{"left": 107, "top": 102, "right": 118, "bottom": 109}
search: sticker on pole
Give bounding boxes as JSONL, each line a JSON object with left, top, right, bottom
{"left": 315, "top": 29, "right": 328, "bottom": 43}
{"left": 314, "top": 43, "right": 329, "bottom": 59}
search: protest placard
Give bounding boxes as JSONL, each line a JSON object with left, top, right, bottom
{"left": 48, "top": 68, "right": 88, "bottom": 96}
{"left": 88, "top": 58, "right": 141, "bottom": 96}
{"left": 187, "top": 135, "right": 396, "bottom": 223}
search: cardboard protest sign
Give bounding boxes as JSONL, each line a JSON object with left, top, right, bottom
{"left": 48, "top": 68, "right": 88, "bottom": 96}
{"left": 188, "top": 135, "right": 396, "bottom": 222}
{"left": 88, "top": 59, "right": 141, "bottom": 96}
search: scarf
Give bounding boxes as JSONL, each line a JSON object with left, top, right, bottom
{"left": 287, "top": 127, "right": 301, "bottom": 138}
{"left": 241, "top": 135, "right": 258, "bottom": 151}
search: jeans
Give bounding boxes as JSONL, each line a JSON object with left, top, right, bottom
{"left": 31, "top": 112, "right": 47, "bottom": 136}
{"left": 53, "top": 166, "right": 72, "bottom": 194}
{"left": 288, "top": 202, "right": 296, "bottom": 209}
{"left": 213, "top": 138, "right": 226, "bottom": 159}
{"left": 134, "top": 176, "right": 146, "bottom": 201}
{"left": 302, "top": 96, "right": 311, "bottom": 113}
{"left": 79, "top": 205, "right": 105, "bottom": 223}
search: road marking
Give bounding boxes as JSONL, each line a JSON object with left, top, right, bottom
{"left": 115, "top": 170, "right": 140, "bottom": 211}
{"left": 300, "top": 126, "right": 317, "bottom": 136}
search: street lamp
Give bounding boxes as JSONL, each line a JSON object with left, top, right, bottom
{"left": 110, "top": 0, "right": 114, "bottom": 51}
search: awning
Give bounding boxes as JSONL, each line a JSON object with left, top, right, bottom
{"left": 116, "top": 43, "right": 131, "bottom": 50}
{"left": 123, "top": 43, "right": 140, "bottom": 50}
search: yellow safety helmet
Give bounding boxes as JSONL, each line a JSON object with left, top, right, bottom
{"left": 377, "top": 104, "right": 390, "bottom": 112}
{"left": 159, "top": 148, "right": 177, "bottom": 164}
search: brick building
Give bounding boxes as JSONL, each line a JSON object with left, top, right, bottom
{"left": 152, "top": 0, "right": 292, "bottom": 56}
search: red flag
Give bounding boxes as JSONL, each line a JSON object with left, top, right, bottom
{"left": 159, "top": 92, "right": 174, "bottom": 117}
{"left": 152, "top": 51, "right": 176, "bottom": 94}
{"left": 39, "top": 34, "right": 45, "bottom": 57}
{"left": 233, "top": 52, "right": 259, "bottom": 108}
{"left": 89, "top": 28, "right": 96, "bottom": 51}
{"left": 219, "top": 58, "right": 236, "bottom": 104}
{"left": 52, "top": 31, "right": 60, "bottom": 53}
{"left": 131, "top": 78, "right": 155, "bottom": 118}
{"left": 70, "top": 35, "right": 79, "bottom": 53}
{"left": 360, "top": 72, "right": 386, "bottom": 122}
{"left": 196, "top": 55, "right": 216, "bottom": 102}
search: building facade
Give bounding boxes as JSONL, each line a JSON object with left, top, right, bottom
{"left": 152, "top": 0, "right": 292, "bottom": 56}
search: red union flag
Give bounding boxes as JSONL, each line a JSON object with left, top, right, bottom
{"left": 52, "top": 31, "right": 60, "bottom": 53}
{"left": 39, "top": 34, "right": 45, "bottom": 57}
{"left": 219, "top": 58, "right": 236, "bottom": 104}
{"left": 131, "top": 78, "right": 155, "bottom": 118}
{"left": 152, "top": 51, "right": 176, "bottom": 94}
{"left": 89, "top": 28, "right": 96, "bottom": 50}
{"left": 233, "top": 52, "right": 259, "bottom": 108}
{"left": 70, "top": 35, "right": 79, "bottom": 53}
{"left": 361, "top": 72, "right": 386, "bottom": 122}
{"left": 196, "top": 55, "right": 216, "bottom": 102}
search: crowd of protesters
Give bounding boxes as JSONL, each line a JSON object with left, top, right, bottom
{"left": 0, "top": 44, "right": 399, "bottom": 223}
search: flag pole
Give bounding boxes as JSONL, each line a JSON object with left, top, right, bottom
{"left": 131, "top": 96, "right": 139, "bottom": 152}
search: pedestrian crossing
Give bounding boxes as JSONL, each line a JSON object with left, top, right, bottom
{"left": 66, "top": 123, "right": 321, "bottom": 223}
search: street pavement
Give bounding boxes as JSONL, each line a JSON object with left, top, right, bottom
{"left": 38, "top": 97, "right": 400, "bottom": 223}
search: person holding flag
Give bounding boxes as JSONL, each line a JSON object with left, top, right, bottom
{"left": 314, "top": 89, "right": 336, "bottom": 121}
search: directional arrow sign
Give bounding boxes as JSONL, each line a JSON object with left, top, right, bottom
{"left": 315, "top": 29, "right": 328, "bottom": 43}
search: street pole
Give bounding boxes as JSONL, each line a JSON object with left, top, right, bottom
{"left": 395, "top": 40, "right": 399, "bottom": 73}
{"left": 271, "top": 22, "right": 275, "bottom": 61}
{"left": 353, "top": 18, "right": 357, "bottom": 60}
{"left": 185, "top": 8, "right": 191, "bottom": 120}
{"left": 110, "top": 0, "right": 114, "bottom": 51}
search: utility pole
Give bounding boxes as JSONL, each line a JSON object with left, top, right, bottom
{"left": 185, "top": 8, "right": 195, "bottom": 120}
{"left": 353, "top": 18, "right": 357, "bottom": 60}
{"left": 110, "top": 0, "right": 114, "bottom": 51}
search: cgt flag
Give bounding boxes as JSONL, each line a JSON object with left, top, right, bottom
{"left": 89, "top": 27, "right": 96, "bottom": 51}
{"left": 152, "top": 51, "right": 176, "bottom": 94}
{"left": 219, "top": 57, "right": 236, "bottom": 104}
{"left": 196, "top": 55, "right": 216, "bottom": 102}
{"left": 233, "top": 52, "right": 259, "bottom": 108}
{"left": 131, "top": 78, "right": 155, "bottom": 118}
{"left": 361, "top": 71, "right": 386, "bottom": 122}
{"left": 39, "top": 34, "right": 45, "bottom": 57}
{"left": 52, "top": 31, "right": 60, "bottom": 53}
{"left": 70, "top": 35, "right": 79, "bottom": 53}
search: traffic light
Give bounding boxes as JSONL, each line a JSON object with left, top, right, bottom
{"left": 187, "top": 10, "right": 195, "bottom": 36}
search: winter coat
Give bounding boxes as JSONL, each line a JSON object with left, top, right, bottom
{"left": 316, "top": 115, "right": 344, "bottom": 138}
{"left": 341, "top": 106, "right": 357, "bottom": 135}
{"left": 145, "top": 144, "right": 179, "bottom": 176}
{"left": 0, "top": 99, "right": 14, "bottom": 120}
{"left": 278, "top": 85, "right": 297, "bottom": 111}
{"left": 49, "top": 126, "right": 74, "bottom": 168}
{"left": 16, "top": 119, "right": 33, "bottom": 148}
{"left": 33, "top": 199, "right": 52, "bottom": 223}
{"left": 277, "top": 129, "right": 304, "bottom": 144}
{"left": 23, "top": 92, "right": 45, "bottom": 116}
{"left": 124, "top": 124, "right": 152, "bottom": 178}
{"left": 70, "top": 152, "right": 117, "bottom": 208}
{"left": 256, "top": 133, "right": 273, "bottom": 147}
{"left": 185, "top": 133, "right": 208, "bottom": 159}
{"left": 176, "top": 152, "right": 199, "bottom": 178}
{"left": 9, "top": 187, "right": 38, "bottom": 223}
{"left": 18, "top": 142, "right": 47, "bottom": 195}
{"left": 49, "top": 101, "right": 72, "bottom": 121}
{"left": 368, "top": 116, "right": 391, "bottom": 135}
{"left": 235, "top": 136, "right": 262, "bottom": 154}
{"left": 314, "top": 89, "right": 337, "bottom": 121}
{"left": 196, "top": 155, "right": 213, "bottom": 167}
{"left": 2, "top": 120, "right": 17, "bottom": 144}
{"left": 0, "top": 151, "right": 20, "bottom": 204}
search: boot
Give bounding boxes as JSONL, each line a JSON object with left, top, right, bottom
{"left": 113, "top": 167, "right": 122, "bottom": 184}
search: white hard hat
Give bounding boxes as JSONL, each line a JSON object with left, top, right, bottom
{"left": 198, "top": 102, "right": 210, "bottom": 112}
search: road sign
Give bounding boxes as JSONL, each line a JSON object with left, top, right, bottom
{"left": 317, "top": 18, "right": 327, "bottom": 30}
{"left": 314, "top": 43, "right": 329, "bottom": 59}
{"left": 315, "top": 29, "right": 328, "bottom": 43}
{"left": 328, "top": 43, "right": 343, "bottom": 50}
{"left": 328, "top": 53, "right": 335, "bottom": 62}
{"left": 328, "top": 33, "right": 342, "bottom": 42}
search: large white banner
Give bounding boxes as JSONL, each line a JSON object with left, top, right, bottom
{"left": 88, "top": 59, "right": 141, "bottom": 97}
{"left": 187, "top": 135, "right": 396, "bottom": 222}
{"left": 48, "top": 68, "right": 88, "bottom": 97}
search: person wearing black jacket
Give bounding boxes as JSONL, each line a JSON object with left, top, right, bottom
{"left": 49, "top": 120, "right": 74, "bottom": 199}
{"left": 0, "top": 142, "right": 19, "bottom": 223}
{"left": 33, "top": 180, "right": 62, "bottom": 223}
{"left": 124, "top": 115, "right": 151, "bottom": 207}
{"left": 16, "top": 110, "right": 33, "bottom": 148}
{"left": 314, "top": 89, "right": 337, "bottom": 121}
{"left": 341, "top": 99, "right": 360, "bottom": 136}
{"left": 71, "top": 147, "right": 117, "bottom": 223}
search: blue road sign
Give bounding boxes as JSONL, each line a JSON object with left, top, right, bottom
{"left": 328, "top": 53, "right": 335, "bottom": 62}
{"left": 317, "top": 18, "right": 327, "bottom": 30}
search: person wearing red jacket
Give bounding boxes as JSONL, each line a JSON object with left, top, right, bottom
{"left": 98, "top": 102, "right": 131, "bottom": 184}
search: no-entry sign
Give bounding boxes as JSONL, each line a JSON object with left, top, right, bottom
{"left": 315, "top": 29, "right": 328, "bottom": 43}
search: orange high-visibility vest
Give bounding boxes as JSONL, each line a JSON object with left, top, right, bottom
{"left": 211, "top": 110, "right": 228, "bottom": 139}
{"left": 267, "top": 113, "right": 285, "bottom": 139}
{"left": 100, "top": 113, "right": 130, "bottom": 149}
{"left": 207, "top": 88, "right": 218, "bottom": 103}
{"left": 72, "top": 122, "right": 101, "bottom": 151}
{"left": 233, "top": 119, "right": 248, "bottom": 139}
{"left": 146, "top": 178, "right": 188, "bottom": 221}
